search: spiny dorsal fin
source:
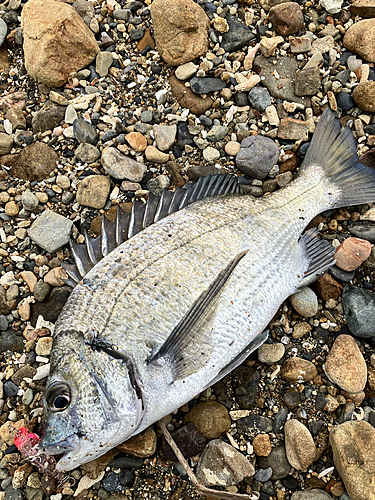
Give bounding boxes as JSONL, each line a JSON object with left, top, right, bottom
{"left": 298, "top": 228, "right": 336, "bottom": 288}
{"left": 62, "top": 174, "right": 245, "bottom": 286}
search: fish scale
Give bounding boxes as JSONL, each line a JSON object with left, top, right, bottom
{"left": 41, "top": 110, "right": 375, "bottom": 471}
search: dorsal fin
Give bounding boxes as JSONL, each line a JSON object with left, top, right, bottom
{"left": 62, "top": 174, "right": 245, "bottom": 287}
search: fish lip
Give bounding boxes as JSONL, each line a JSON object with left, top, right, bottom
{"left": 41, "top": 433, "right": 81, "bottom": 456}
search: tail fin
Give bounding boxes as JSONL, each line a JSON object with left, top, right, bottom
{"left": 300, "top": 108, "right": 375, "bottom": 208}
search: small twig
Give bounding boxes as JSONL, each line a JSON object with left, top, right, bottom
{"left": 158, "top": 418, "right": 253, "bottom": 500}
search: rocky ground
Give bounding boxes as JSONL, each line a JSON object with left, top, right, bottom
{"left": 0, "top": 0, "right": 375, "bottom": 499}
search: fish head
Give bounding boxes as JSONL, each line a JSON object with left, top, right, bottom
{"left": 41, "top": 332, "right": 144, "bottom": 471}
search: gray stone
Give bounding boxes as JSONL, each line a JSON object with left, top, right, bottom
{"left": 33, "top": 280, "right": 51, "bottom": 302}
{"left": 175, "top": 62, "right": 197, "bottom": 81}
{"left": 236, "top": 135, "right": 279, "bottom": 179}
{"left": 206, "top": 125, "right": 229, "bottom": 142}
{"left": 342, "top": 284, "right": 375, "bottom": 338}
{"left": 290, "top": 287, "right": 318, "bottom": 317}
{"left": 258, "top": 444, "right": 291, "bottom": 480}
{"left": 0, "top": 315, "right": 8, "bottom": 331}
{"left": 96, "top": 51, "right": 113, "bottom": 77}
{"left": 0, "top": 18, "right": 7, "bottom": 47}
{"left": 74, "top": 143, "right": 100, "bottom": 163}
{"left": 190, "top": 77, "right": 227, "bottom": 94}
{"left": 295, "top": 68, "right": 321, "bottom": 96}
{"left": 153, "top": 124, "right": 177, "bottom": 151}
{"left": 254, "top": 467, "right": 273, "bottom": 483}
{"left": 0, "top": 133, "right": 13, "bottom": 155}
{"left": 320, "top": 0, "right": 343, "bottom": 14}
{"left": 21, "top": 191, "right": 39, "bottom": 211}
{"left": 257, "top": 342, "right": 285, "bottom": 364}
{"left": 113, "top": 9, "right": 131, "bottom": 21}
{"left": 28, "top": 210, "right": 73, "bottom": 253}
{"left": 203, "top": 146, "right": 220, "bottom": 162}
{"left": 220, "top": 14, "right": 256, "bottom": 52}
{"left": 196, "top": 440, "right": 255, "bottom": 486}
{"left": 73, "top": 119, "right": 98, "bottom": 144}
{"left": 248, "top": 87, "right": 271, "bottom": 113}
{"left": 291, "top": 490, "right": 334, "bottom": 500}
{"left": 141, "top": 110, "right": 153, "bottom": 123}
{"left": 147, "top": 174, "right": 170, "bottom": 196}
{"left": 253, "top": 56, "right": 311, "bottom": 106}
{"left": 32, "top": 100, "right": 66, "bottom": 134}
{"left": 102, "top": 147, "right": 147, "bottom": 181}
{"left": 65, "top": 104, "right": 78, "bottom": 124}
{"left": 348, "top": 221, "right": 375, "bottom": 243}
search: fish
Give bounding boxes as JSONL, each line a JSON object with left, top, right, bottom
{"left": 41, "top": 110, "right": 375, "bottom": 471}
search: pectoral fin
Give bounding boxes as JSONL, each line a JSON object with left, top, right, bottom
{"left": 298, "top": 228, "right": 336, "bottom": 287}
{"left": 147, "top": 250, "right": 249, "bottom": 381}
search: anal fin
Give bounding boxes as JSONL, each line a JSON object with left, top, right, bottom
{"left": 298, "top": 228, "right": 335, "bottom": 287}
{"left": 147, "top": 250, "right": 249, "bottom": 381}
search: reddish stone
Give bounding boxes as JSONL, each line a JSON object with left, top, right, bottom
{"left": 314, "top": 273, "right": 343, "bottom": 301}
{"left": 268, "top": 2, "right": 305, "bottom": 36}
{"left": 334, "top": 237, "right": 372, "bottom": 272}
{"left": 279, "top": 152, "right": 299, "bottom": 173}
{"left": 125, "top": 132, "right": 147, "bottom": 152}
{"left": 137, "top": 28, "right": 156, "bottom": 51}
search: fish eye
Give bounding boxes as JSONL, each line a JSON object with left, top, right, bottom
{"left": 46, "top": 382, "right": 71, "bottom": 412}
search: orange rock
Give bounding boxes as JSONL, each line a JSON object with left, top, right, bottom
{"left": 125, "top": 132, "right": 147, "bottom": 152}
{"left": 137, "top": 28, "right": 156, "bottom": 51}
{"left": 253, "top": 434, "right": 272, "bottom": 457}
{"left": 314, "top": 272, "right": 343, "bottom": 301}
{"left": 334, "top": 237, "right": 372, "bottom": 272}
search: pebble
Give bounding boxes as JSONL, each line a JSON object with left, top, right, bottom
{"left": 190, "top": 77, "right": 227, "bottom": 94}
{"left": 248, "top": 87, "right": 271, "bottom": 113}
{"left": 330, "top": 421, "right": 375, "bottom": 500}
{"left": 258, "top": 444, "right": 291, "bottom": 480}
{"left": 252, "top": 434, "right": 272, "bottom": 457}
{"left": 343, "top": 19, "right": 375, "bottom": 63}
{"left": 33, "top": 280, "right": 51, "bottom": 302}
{"left": 44, "top": 267, "right": 68, "bottom": 287}
{"left": 281, "top": 357, "right": 318, "bottom": 382}
{"left": 290, "top": 287, "right": 318, "bottom": 317}
{"left": 10, "top": 142, "right": 59, "bottom": 182}
{"left": 314, "top": 272, "right": 343, "bottom": 301}
{"left": 220, "top": 14, "right": 255, "bottom": 52}
{"left": 145, "top": 145, "right": 169, "bottom": 163}
{"left": 102, "top": 147, "right": 147, "bottom": 181}
{"left": 236, "top": 135, "right": 279, "bottom": 179}
{"left": 125, "top": 132, "right": 147, "bottom": 152}
{"left": 224, "top": 141, "right": 240, "bottom": 156}
{"left": 28, "top": 211, "right": 73, "bottom": 253}
{"left": 116, "top": 427, "right": 157, "bottom": 458}
{"left": 268, "top": 3, "right": 305, "bottom": 36}
{"left": 257, "top": 342, "right": 285, "bottom": 364}
{"left": 147, "top": 174, "right": 170, "bottom": 196}
{"left": 175, "top": 62, "right": 197, "bottom": 81}
{"left": 183, "top": 401, "right": 231, "bottom": 440}
{"left": 295, "top": 68, "right": 321, "bottom": 96}
{"left": 95, "top": 52, "right": 113, "bottom": 77}
{"left": 284, "top": 419, "right": 316, "bottom": 470}
{"left": 36, "top": 336, "right": 53, "bottom": 356}
{"left": 202, "top": 146, "right": 220, "bottom": 162}
{"left": 278, "top": 118, "right": 309, "bottom": 141}
{"left": 161, "top": 422, "right": 206, "bottom": 461}
{"left": 153, "top": 124, "right": 177, "bottom": 151}
{"left": 0, "top": 18, "right": 7, "bottom": 47}
{"left": 195, "top": 440, "right": 255, "bottom": 486}
{"left": 291, "top": 490, "right": 334, "bottom": 500}
{"left": 254, "top": 467, "right": 273, "bottom": 482}
{"left": 76, "top": 175, "right": 111, "bottom": 209}
{"left": 21, "top": 191, "right": 39, "bottom": 211}
{"left": 352, "top": 81, "right": 375, "bottom": 112}
{"left": 169, "top": 74, "right": 212, "bottom": 115}
{"left": 73, "top": 119, "right": 98, "bottom": 144}
{"left": 324, "top": 334, "right": 367, "bottom": 393}
{"left": 336, "top": 91, "right": 355, "bottom": 111}
{"left": 74, "top": 143, "right": 101, "bottom": 163}
{"left": 342, "top": 284, "right": 375, "bottom": 338}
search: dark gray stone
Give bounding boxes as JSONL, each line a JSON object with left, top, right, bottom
{"left": 330, "top": 265, "right": 355, "bottom": 282}
{"left": 130, "top": 28, "right": 145, "bottom": 41}
{"left": 4, "top": 380, "right": 18, "bottom": 397}
{"left": 233, "top": 365, "right": 260, "bottom": 409}
{"left": 0, "top": 330, "right": 24, "bottom": 353}
{"left": 220, "top": 15, "right": 256, "bottom": 52}
{"left": 190, "top": 77, "right": 227, "bottom": 95}
{"left": 254, "top": 467, "right": 273, "bottom": 483}
{"left": 348, "top": 220, "right": 375, "bottom": 243}
{"left": 0, "top": 315, "right": 8, "bottom": 331}
{"left": 334, "top": 69, "right": 351, "bottom": 85}
{"left": 274, "top": 407, "right": 289, "bottom": 434}
{"left": 342, "top": 284, "right": 375, "bottom": 338}
{"left": 108, "top": 457, "right": 144, "bottom": 469}
{"left": 237, "top": 415, "right": 273, "bottom": 434}
{"left": 119, "top": 469, "right": 135, "bottom": 487}
{"left": 73, "top": 119, "right": 98, "bottom": 144}
{"left": 248, "top": 87, "right": 271, "bottom": 113}
{"left": 336, "top": 91, "right": 355, "bottom": 111}
{"left": 258, "top": 444, "right": 291, "bottom": 480}
{"left": 102, "top": 472, "right": 122, "bottom": 492}
{"left": 236, "top": 135, "right": 279, "bottom": 179}
{"left": 33, "top": 281, "right": 51, "bottom": 302}
{"left": 253, "top": 56, "right": 311, "bottom": 106}
{"left": 32, "top": 101, "right": 66, "bottom": 134}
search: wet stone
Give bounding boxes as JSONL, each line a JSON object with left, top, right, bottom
{"left": 102, "top": 472, "right": 121, "bottom": 492}
{"left": 28, "top": 210, "right": 73, "bottom": 253}
{"left": 116, "top": 427, "right": 156, "bottom": 458}
{"left": 232, "top": 365, "right": 260, "bottom": 409}
{"left": 73, "top": 119, "right": 98, "bottom": 144}
{"left": 329, "top": 265, "right": 355, "bottom": 282}
{"left": 342, "top": 284, "right": 375, "bottom": 338}
{"left": 236, "top": 135, "right": 279, "bottom": 179}
{"left": 274, "top": 407, "right": 289, "bottom": 434}
{"left": 195, "top": 440, "right": 255, "bottom": 486}
{"left": 161, "top": 422, "right": 206, "bottom": 461}
{"left": 254, "top": 467, "right": 273, "bottom": 483}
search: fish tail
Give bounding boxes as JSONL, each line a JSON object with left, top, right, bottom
{"left": 299, "top": 108, "right": 375, "bottom": 208}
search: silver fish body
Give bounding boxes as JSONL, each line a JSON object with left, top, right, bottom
{"left": 41, "top": 110, "right": 375, "bottom": 471}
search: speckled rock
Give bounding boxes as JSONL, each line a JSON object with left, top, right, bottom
{"left": 102, "top": 147, "right": 147, "bottom": 181}
{"left": 281, "top": 357, "right": 318, "bottom": 382}
{"left": 253, "top": 434, "right": 272, "bottom": 457}
{"left": 352, "top": 81, "right": 375, "bottom": 112}
{"left": 325, "top": 334, "right": 367, "bottom": 393}
{"left": 257, "top": 342, "right": 285, "bottom": 364}
{"left": 330, "top": 421, "right": 375, "bottom": 500}
{"left": 291, "top": 490, "right": 334, "bottom": 500}
{"left": 76, "top": 175, "right": 111, "bottom": 209}
{"left": 284, "top": 419, "right": 316, "bottom": 470}
{"left": 343, "top": 19, "right": 375, "bottom": 63}
{"left": 290, "top": 287, "right": 318, "bottom": 317}
{"left": 183, "top": 401, "right": 231, "bottom": 440}
{"left": 196, "top": 440, "right": 255, "bottom": 486}
{"left": 28, "top": 210, "right": 73, "bottom": 252}
{"left": 10, "top": 142, "right": 58, "bottom": 182}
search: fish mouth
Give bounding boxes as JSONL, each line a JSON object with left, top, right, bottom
{"left": 42, "top": 434, "right": 81, "bottom": 458}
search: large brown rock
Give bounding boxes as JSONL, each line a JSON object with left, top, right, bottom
{"left": 284, "top": 420, "right": 316, "bottom": 470}
{"left": 352, "top": 81, "right": 375, "bottom": 112}
{"left": 350, "top": 0, "right": 375, "bottom": 18}
{"left": 150, "top": 0, "right": 209, "bottom": 66}
{"left": 10, "top": 142, "right": 59, "bottom": 181}
{"left": 268, "top": 2, "right": 305, "bottom": 36}
{"left": 330, "top": 421, "right": 375, "bottom": 500}
{"left": 21, "top": 0, "right": 99, "bottom": 87}
{"left": 343, "top": 19, "right": 375, "bottom": 63}
{"left": 183, "top": 401, "right": 231, "bottom": 440}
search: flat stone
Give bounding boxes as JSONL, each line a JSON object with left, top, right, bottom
{"left": 290, "top": 287, "right": 318, "bottom": 317}
{"left": 334, "top": 237, "right": 372, "bottom": 271}
{"left": 269, "top": 2, "right": 305, "bottom": 36}
{"left": 175, "top": 62, "right": 197, "bottom": 81}
{"left": 353, "top": 82, "right": 375, "bottom": 112}
{"left": 28, "top": 210, "right": 73, "bottom": 252}
{"left": 145, "top": 145, "right": 169, "bottom": 164}
{"left": 278, "top": 118, "right": 309, "bottom": 140}
{"left": 6, "top": 108, "right": 26, "bottom": 130}
{"left": 285, "top": 419, "right": 316, "bottom": 470}
{"left": 253, "top": 56, "right": 310, "bottom": 106}
{"left": 190, "top": 76, "right": 227, "bottom": 94}
{"left": 257, "top": 342, "right": 285, "bottom": 364}
{"left": 74, "top": 143, "right": 100, "bottom": 163}
{"left": 258, "top": 444, "right": 291, "bottom": 480}
{"left": 10, "top": 142, "right": 58, "bottom": 182}
{"left": 116, "top": 427, "right": 157, "bottom": 458}
{"left": 220, "top": 14, "right": 256, "bottom": 52}
{"left": 206, "top": 125, "right": 228, "bottom": 142}
{"left": 147, "top": 174, "right": 170, "bottom": 196}
{"left": 350, "top": 0, "right": 375, "bottom": 18}
{"left": 150, "top": 0, "right": 209, "bottom": 66}
{"left": 73, "top": 119, "right": 97, "bottom": 144}
{"left": 314, "top": 272, "right": 343, "bottom": 301}
{"left": 324, "top": 334, "right": 367, "bottom": 393}
{"left": 96, "top": 51, "right": 113, "bottom": 77}
{"left": 21, "top": 0, "right": 99, "bottom": 87}
{"left": 125, "top": 132, "right": 147, "bottom": 152}
{"left": 183, "top": 401, "right": 231, "bottom": 440}
{"left": 343, "top": 19, "right": 375, "bottom": 63}
{"left": 102, "top": 147, "right": 147, "bottom": 181}
{"left": 195, "top": 440, "right": 255, "bottom": 486}
{"left": 320, "top": 0, "right": 343, "bottom": 13}
{"left": 291, "top": 490, "right": 334, "bottom": 500}
{"left": 248, "top": 87, "right": 271, "bottom": 112}
{"left": 310, "top": 36, "right": 335, "bottom": 54}
{"left": 295, "top": 68, "right": 321, "bottom": 96}
{"left": 44, "top": 267, "right": 68, "bottom": 287}
{"left": 330, "top": 421, "right": 375, "bottom": 500}
{"left": 76, "top": 175, "right": 111, "bottom": 209}
{"left": 161, "top": 422, "right": 206, "bottom": 461}
{"left": 236, "top": 135, "right": 279, "bottom": 179}
{"left": 32, "top": 100, "right": 66, "bottom": 134}
{"left": 342, "top": 284, "right": 375, "bottom": 339}
{"left": 0, "top": 133, "right": 13, "bottom": 155}
{"left": 281, "top": 357, "right": 318, "bottom": 382}
{"left": 169, "top": 74, "right": 212, "bottom": 115}
{"left": 290, "top": 36, "right": 312, "bottom": 54}
{"left": 237, "top": 415, "right": 273, "bottom": 434}
{"left": 153, "top": 124, "right": 177, "bottom": 151}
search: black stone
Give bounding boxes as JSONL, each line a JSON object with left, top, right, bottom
{"left": 334, "top": 69, "right": 351, "bottom": 85}
{"left": 102, "top": 472, "right": 122, "bottom": 492}
{"left": 308, "top": 420, "right": 324, "bottom": 437}
{"left": 198, "top": 115, "right": 213, "bottom": 127}
{"left": 282, "top": 475, "right": 298, "bottom": 491}
{"left": 205, "top": 2, "right": 217, "bottom": 12}
{"left": 177, "top": 122, "right": 194, "bottom": 147}
{"left": 161, "top": 422, "right": 206, "bottom": 461}
{"left": 316, "top": 393, "right": 328, "bottom": 410}
{"left": 329, "top": 265, "right": 355, "bottom": 282}
{"left": 30, "top": 287, "right": 71, "bottom": 326}
{"left": 311, "top": 327, "right": 329, "bottom": 343}
{"left": 0, "top": 330, "right": 24, "bottom": 353}
{"left": 220, "top": 15, "right": 256, "bottom": 52}
{"left": 190, "top": 77, "right": 227, "bottom": 94}
{"left": 130, "top": 28, "right": 145, "bottom": 41}
{"left": 273, "top": 407, "right": 289, "bottom": 434}
{"left": 261, "top": 481, "right": 276, "bottom": 496}
{"left": 102, "top": 130, "right": 118, "bottom": 142}
{"left": 336, "top": 92, "right": 355, "bottom": 111}
{"left": 119, "top": 469, "right": 135, "bottom": 487}
{"left": 108, "top": 456, "right": 144, "bottom": 469}
{"left": 4, "top": 381, "right": 18, "bottom": 397}
{"left": 232, "top": 365, "right": 260, "bottom": 409}
{"left": 342, "top": 284, "right": 375, "bottom": 338}
{"left": 237, "top": 415, "right": 273, "bottom": 434}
